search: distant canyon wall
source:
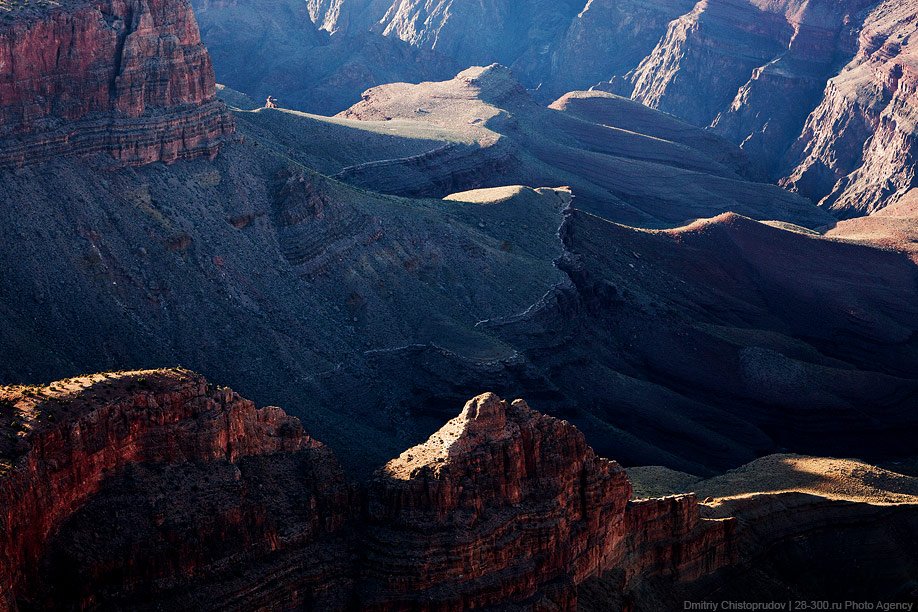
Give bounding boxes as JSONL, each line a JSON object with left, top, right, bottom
{"left": 299, "top": 0, "right": 917, "bottom": 216}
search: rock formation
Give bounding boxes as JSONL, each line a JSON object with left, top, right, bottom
{"left": 608, "top": 0, "right": 918, "bottom": 216}
{"left": 334, "top": 64, "right": 830, "bottom": 229}
{"left": 624, "top": 0, "right": 874, "bottom": 174}
{"left": 781, "top": 0, "right": 918, "bottom": 216}
{"left": 4, "top": 372, "right": 915, "bottom": 609}
{"left": 302, "top": 0, "right": 693, "bottom": 100}
{"left": 0, "top": 369, "right": 352, "bottom": 610}
{"left": 546, "top": 0, "right": 696, "bottom": 99}
{"left": 195, "top": 0, "right": 713, "bottom": 111}
{"left": 0, "top": 372, "right": 735, "bottom": 609}
{"left": 0, "top": 0, "right": 234, "bottom": 168}
{"left": 0, "top": 0, "right": 914, "bottom": 516}
{"left": 195, "top": 0, "right": 918, "bottom": 216}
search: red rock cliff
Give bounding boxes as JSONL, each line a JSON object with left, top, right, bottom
{"left": 0, "top": 0, "right": 234, "bottom": 167}
{"left": 0, "top": 375, "right": 734, "bottom": 610}
{"left": 0, "top": 370, "right": 350, "bottom": 610}
{"left": 361, "top": 393, "right": 735, "bottom": 610}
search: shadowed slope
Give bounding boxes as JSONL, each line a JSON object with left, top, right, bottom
{"left": 333, "top": 208, "right": 918, "bottom": 477}
{"left": 190, "top": 0, "right": 459, "bottom": 114}
{"left": 0, "top": 143, "right": 567, "bottom": 472}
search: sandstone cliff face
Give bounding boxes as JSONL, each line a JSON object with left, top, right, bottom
{"left": 362, "top": 393, "right": 633, "bottom": 609}
{"left": 0, "top": 0, "right": 233, "bottom": 167}
{"left": 360, "top": 393, "right": 734, "bottom": 610}
{"left": 0, "top": 369, "right": 351, "bottom": 610}
{"left": 0, "top": 373, "right": 735, "bottom": 610}
{"left": 782, "top": 0, "right": 918, "bottom": 216}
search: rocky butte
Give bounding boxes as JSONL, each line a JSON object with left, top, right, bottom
{"left": 0, "top": 0, "right": 234, "bottom": 168}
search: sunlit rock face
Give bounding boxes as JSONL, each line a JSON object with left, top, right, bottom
{"left": 781, "top": 0, "right": 918, "bottom": 216}
{"left": 0, "top": 0, "right": 234, "bottom": 168}
{"left": 5, "top": 371, "right": 918, "bottom": 610}
{"left": 361, "top": 392, "right": 735, "bottom": 609}
{"left": 0, "top": 376, "right": 734, "bottom": 610}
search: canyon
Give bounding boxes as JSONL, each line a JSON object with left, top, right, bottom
{"left": 0, "top": 0, "right": 915, "bottom": 480}
{"left": 621, "top": 0, "right": 918, "bottom": 215}
{"left": 194, "top": 0, "right": 918, "bottom": 216}
{"left": 0, "top": 0, "right": 916, "bottom": 607}
{"left": 3, "top": 370, "right": 916, "bottom": 609}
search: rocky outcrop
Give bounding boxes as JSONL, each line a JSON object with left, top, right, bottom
{"left": 0, "top": 369, "right": 351, "bottom": 610}
{"left": 306, "top": 0, "right": 386, "bottom": 34}
{"left": 361, "top": 393, "right": 735, "bottom": 609}
{"left": 625, "top": 0, "right": 874, "bottom": 176}
{"left": 0, "top": 373, "right": 735, "bottom": 610}
{"left": 5, "top": 371, "right": 917, "bottom": 610}
{"left": 0, "top": 0, "right": 234, "bottom": 168}
{"left": 782, "top": 0, "right": 918, "bottom": 216}
{"left": 371, "top": 0, "right": 584, "bottom": 80}
{"left": 363, "top": 393, "right": 627, "bottom": 608}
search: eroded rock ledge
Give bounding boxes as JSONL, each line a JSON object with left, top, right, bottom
{"left": 0, "top": 370, "right": 733, "bottom": 610}
{"left": 0, "top": 0, "right": 234, "bottom": 168}
{"left": 4, "top": 370, "right": 915, "bottom": 609}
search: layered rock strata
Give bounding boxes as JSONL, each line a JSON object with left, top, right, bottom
{"left": 0, "top": 370, "right": 351, "bottom": 610}
{"left": 782, "top": 0, "right": 918, "bottom": 216}
{"left": 626, "top": 0, "right": 874, "bottom": 176}
{"left": 362, "top": 393, "right": 734, "bottom": 609}
{"left": 0, "top": 0, "right": 234, "bottom": 168}
{"left": 0, "top": 371, "right": 733, "bottom": 610}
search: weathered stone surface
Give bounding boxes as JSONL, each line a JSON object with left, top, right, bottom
{"left": 626, "top": 0, "right": 874, "bottom": 176}
{"left": 0, "top": 375, "right": 734, "bottom": 610}
{"left": 5, "top": 373, "right": 918, "bottom": 610}
{"left": 0, "top": 369, "right": 351, "bottom": 610}
{"left": 361, "top": 393, "right": 631, "bottom": 608}
{"left": 782, "top": 0, "right": 918, "bottom": 216}
{"left": 360, "top": 393, "right": 733, "bottom": 609}
{"left": 0, "top": 0, "right": 234, "bottom": 167}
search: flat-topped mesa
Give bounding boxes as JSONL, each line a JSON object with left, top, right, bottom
{"left": 362, "top": 393, "right": 734, "bottom": 609}
{"left": 0, "top": 0, "right": 234, "bottom": 168}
